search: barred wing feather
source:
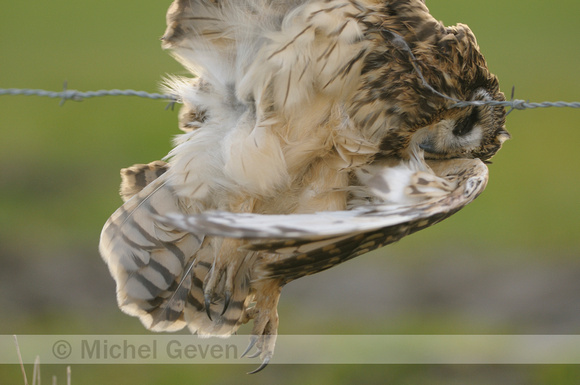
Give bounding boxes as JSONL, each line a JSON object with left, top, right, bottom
{"left": 158, "top": 159, "right": 489, "bottom": 282}
{"left": 99, "top": 174, "right": 205, "bottom": 332}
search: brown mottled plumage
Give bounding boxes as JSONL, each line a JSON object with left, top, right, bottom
{"left": 100, "top": 0, "right": 509, "bottom": 372}
{"left": 119, "top": 161, "right": 169, "bottom": 202}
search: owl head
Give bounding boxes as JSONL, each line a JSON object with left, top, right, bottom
{"left": 355, "top": 0, "right": 509, "bottom": 162}
{"left": 411, "top": 87, "right": 510, "bottom": 162}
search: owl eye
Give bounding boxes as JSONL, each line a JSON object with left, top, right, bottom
{"left": 453, "top": 108, "right": 479, "bottom": 137}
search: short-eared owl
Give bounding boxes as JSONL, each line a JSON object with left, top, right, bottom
{"left": 100, "top": 0, "right": 509, "bottom": 372}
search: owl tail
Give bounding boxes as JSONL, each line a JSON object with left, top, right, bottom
{"left": 100, "top": 170, "right": 253, "bottom": 337}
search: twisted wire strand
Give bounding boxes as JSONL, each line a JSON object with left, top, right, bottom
{"left": 0, "top": 86, "right": 177, "bottom": 107}
{"left": 382, "top": 30, "right": 580, "bottom": 112}
{"left": 1, "top": 30, "right": 579, "bottom": 112}
{"left": 451, "top": 99, "right": 580, "bottom": 110}
{"left": 1, "top": 85, "right": 580, "bottom": 111}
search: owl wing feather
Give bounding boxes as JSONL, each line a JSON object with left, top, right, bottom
{"left": 100, "top": 173, "right": 206, "bottom": 332}
{"left": 157, "top": 158, "right": 488, "bottom": 283}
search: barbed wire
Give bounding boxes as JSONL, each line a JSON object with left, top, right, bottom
{"left": 383, "top": 30, "right": 580, "bottom": 114}
{"left": 0, "top": 84, "right": 177, "bottom": 108}
{"left": 1, "top": 85, "right": 580, "bottom": 112}
{"left": 452, "top": 99, "right": 580, "bottom": 110}
{"left": 2, "top": 30, "right": 579, "bottom": 113}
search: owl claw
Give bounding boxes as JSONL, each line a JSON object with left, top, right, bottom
{"left": 204, "top": 292, "right": 213, "bottom": 321}
{"left": 202, "top": 238, "right": 245, "bottom": 321}
{"left": 247, "top": 356, "right": 270, "bottom": 375}
{"left": 241, "top": 335, "right": 258, "bottom": 358}
{"left": 240, "top": 280, "right": 281, "bottom": 373}
{"left": 247, "top": 348, "right": 262, "bottom": 359}
{"left": 221, "top": 291, "right": 232, "bottom": 316}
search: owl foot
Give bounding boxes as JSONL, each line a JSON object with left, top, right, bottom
{"left": 241, "top": 280, "right": 282, "bottom": 374}
{"left": 203, "top": 239, "right": 245, "bottom": 320}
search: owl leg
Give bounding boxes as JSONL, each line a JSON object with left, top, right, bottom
{"left": 203, "top": 238, "right": 247, "bottom": 319}
{"left": 241, "top": 279, "right": 282, "bottom": 373}
{"left": 203, "top": 198, "right": 257, "bottom": 319}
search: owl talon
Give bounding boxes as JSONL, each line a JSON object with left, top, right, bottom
{"left": 246, "top": 348, "right": 262, "bottom": 359}
{"left": 201, "top": 238, "right": 246, "bottom": 322}
{"left": 204, "top": 292, "right": 213, "bottom": 321}
{"left": 247, "top": 356, "right": 270, "bottom": 375}
{"left": 241, "top": 335, "right": 258, "bottom": 358}
{"left": 221, "top": 291, "right": 232, "bottom": 316}
{"left": 240, "top": 280, "right": 282, "bottom": 373}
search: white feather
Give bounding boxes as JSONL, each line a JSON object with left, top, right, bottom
{"left": 157, "top": 159, "right": 488, "bottom": 240}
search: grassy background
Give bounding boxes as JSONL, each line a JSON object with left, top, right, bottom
{"left": 1, "top": 0, "right": 579, "bottom": 383}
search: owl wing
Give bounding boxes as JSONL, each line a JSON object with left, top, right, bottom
{"left": 158, "top": 158, "right": 488, "bottom": 283}
{"left": 99, "top": 172, "right": 205, "bottom": 332}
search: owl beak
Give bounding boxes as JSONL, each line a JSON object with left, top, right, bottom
{"left": 412, "top": 127, "right": 439, "bottom": 156}
{"left": 418, "top": 138, "right": 450, "bottom": 157}
{"left": 418, "top": 140, "right": 437, "bottom": 154}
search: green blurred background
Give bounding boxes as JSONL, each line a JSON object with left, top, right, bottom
{"left": 1, "top": 0, "right": 579, "bottom": 383}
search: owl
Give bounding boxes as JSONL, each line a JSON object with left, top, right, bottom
{"left": 100, "top": 0, "right": 509, "bottom": 372}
